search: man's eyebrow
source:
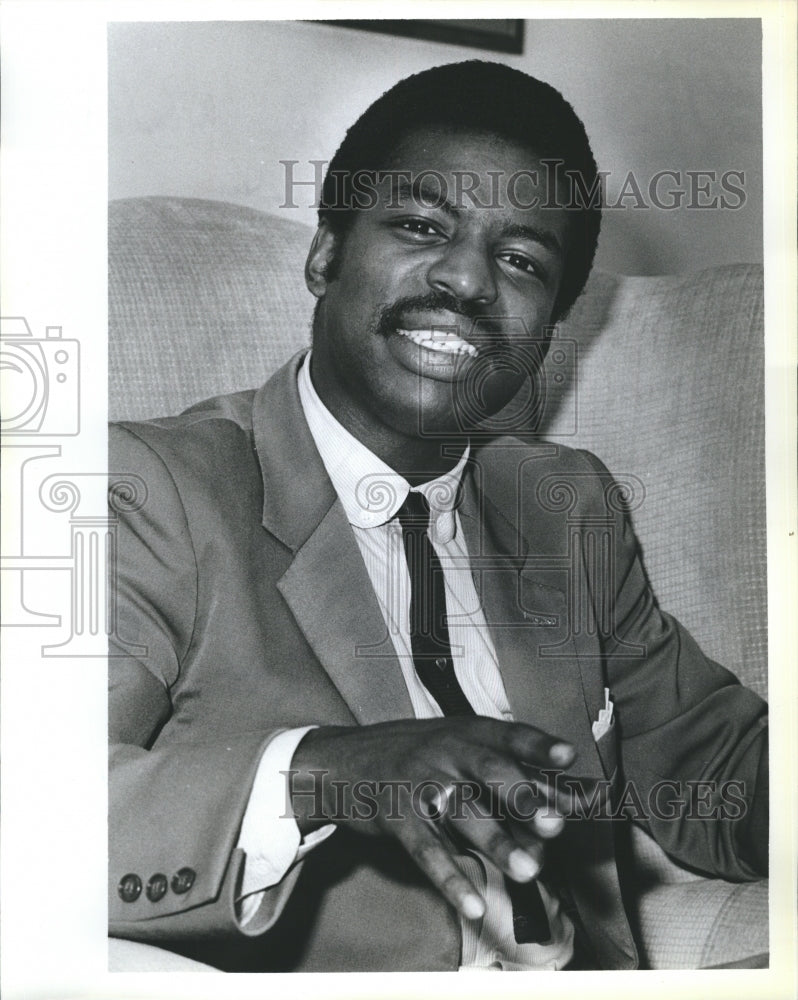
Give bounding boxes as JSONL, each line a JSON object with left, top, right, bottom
{"left": 499, "top": 223, "right": 563, "bottom": 257}
{"left": 388, "top": 177, "right": 460, "bottom": 218}
{"left": 385, "top": 177, "right": 562, "bottom": 256}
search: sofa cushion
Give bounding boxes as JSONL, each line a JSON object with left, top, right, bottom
{"left": 109, "top": 196, "right": 316, "bottom": 421}
{"left": 552, "top": 265, "right": 766, "bottom": 695}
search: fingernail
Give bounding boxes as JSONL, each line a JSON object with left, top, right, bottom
{"left": 536, "top": 813, "right": 564, "bottom": 835}
{"left": 549, "top": 742, "right": 574, "bottom": 765}
{"left": 508, "top": 848, "right": 540, "bottom": 881}
{"left": 462, "top": 894, "right": 485, "bottom": 920}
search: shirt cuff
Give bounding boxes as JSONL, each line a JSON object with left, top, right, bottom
{"left": 236, "top": 726, "right": 336, "bottom": 926}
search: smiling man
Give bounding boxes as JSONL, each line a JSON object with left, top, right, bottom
{"left": 306, "top": 137, "right": 568, "bottom": 458}
{"left": 108, "top": 61, "right": 767, "bottom": 972}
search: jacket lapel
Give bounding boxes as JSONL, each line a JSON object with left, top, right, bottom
{"left": 460, "top": 463, "right": 636, "bottom": 969}
{"left": 252, "top": 354, "right": 414, "bottom": 725}
{"left": 276, "top": 501, "right": 415, "bottom": 724}
{"left": 459, "top": 469, "right": 607, "bottom": 781}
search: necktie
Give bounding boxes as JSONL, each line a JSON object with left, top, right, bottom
{"left": 397, "top": 490, "right": 474, "bottom": 715}
{"left": 396, "top": 490, "right": 551, "bottom": 945}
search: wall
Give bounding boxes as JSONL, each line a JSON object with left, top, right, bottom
{"left": 108, "top": 18, "right": 762, "bottom": 275}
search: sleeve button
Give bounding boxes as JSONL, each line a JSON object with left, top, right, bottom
{"left": 146, "top": 873, "right": 168, "bottom": 902}
{"left": 118, "top": 873, "right": 142, "bottom": 903}
{"left": 171, "top": 867, "right": 196, "bottom": 894}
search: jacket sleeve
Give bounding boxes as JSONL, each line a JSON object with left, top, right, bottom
{"left": 108, "top": 423, "right": 301, "bottom": 947}
{"left": 576, "top": 449, "right": 767, "bottom": 881}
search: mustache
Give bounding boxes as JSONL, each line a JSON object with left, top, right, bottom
{"left": 374, "top": 292, "right": 505, "bottom": 342}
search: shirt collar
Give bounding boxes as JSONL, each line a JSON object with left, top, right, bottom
{"left": 297, "top": 351, "right": 468, "bottom": 541}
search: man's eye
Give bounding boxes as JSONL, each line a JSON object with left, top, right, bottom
{"left": 500, "top": 252, "right": 542, "bottom": 277}
{"left": 397, "top": 219, "right": 440, "bottom": 237}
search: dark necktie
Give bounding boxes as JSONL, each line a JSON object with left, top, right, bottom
{"left": 396, "top": 490, "right": 551, "bottom": 945}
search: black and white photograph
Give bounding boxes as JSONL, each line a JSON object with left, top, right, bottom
{"left": 1, "top": 5, "right": 796, "bottom": 999}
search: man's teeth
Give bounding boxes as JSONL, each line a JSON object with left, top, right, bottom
{"left": 396, "top": 328, "right": 478, "bottom": 357}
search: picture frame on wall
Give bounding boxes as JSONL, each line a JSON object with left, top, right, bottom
{"left": 321, "top": 18, "right": 525, "bottom": 54}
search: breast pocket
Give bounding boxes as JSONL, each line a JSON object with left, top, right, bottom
{"left": 594, "top": 719, "right": 618, "bottom": 783}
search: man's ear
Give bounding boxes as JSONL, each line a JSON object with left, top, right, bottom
{"left": 305, "top": 221, "right": 339, "bottom": 299}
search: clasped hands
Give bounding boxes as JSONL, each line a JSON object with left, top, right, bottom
{"left": 289, "top": 717, "right": 579, "bottom": 920}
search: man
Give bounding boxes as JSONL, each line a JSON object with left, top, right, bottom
{"left": 108, "top": 61, "right": 767, "bottom": 971}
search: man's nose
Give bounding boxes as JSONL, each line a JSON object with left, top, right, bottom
{"left": 426, "top": 238, "right": 498, "bottom": 305}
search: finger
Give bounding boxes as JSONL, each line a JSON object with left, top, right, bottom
{"left": 504, "top": 819, "right": 547, "bottom": 870}
{"left": 446, "top": 809, "right": 544, "bottom": 884}
{"left": 455, "top": 751, "right": 567, "bottom": 840}
{"left": 503, "top": 774, "right": 565, "bottom": 838}
{"left": 504, "top": 721, "right": 576, "bottom": 768}
{"left": 510, "top": 763, "right": 577, "bottom": 817}
{"left": 399, "top": 823, "right": 486, "bottom": 921}
{"left": 460, "top": 717, "right": 576, "bottom": 770}
{"left": 531, "top": 810, "right": 565, "bottom": 839}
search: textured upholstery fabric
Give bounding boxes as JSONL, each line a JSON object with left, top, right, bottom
{"left": 108, "top": 196, "right": 768, "bottom": 970}
{"left": 109, "top": 197, "right": 315, "bottom": 419}
{"left": 553, "top": 267, "right": 766, "bottom": 697}
{"left": 623, "top": 825, "right": 768, "bottom": 968}
{"left": 633, "top": 870, "right": 768, "bottom": 969}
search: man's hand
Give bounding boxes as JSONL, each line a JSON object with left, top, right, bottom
{"left": 288, "top": 717, "right": 577, "bottom": 921}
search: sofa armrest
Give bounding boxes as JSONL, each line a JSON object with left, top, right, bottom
{"left": 626, "top": 824, "right": 768, "bottom": 968}
{"left": 633, "top": 877, "right": 768, "bottom": 969}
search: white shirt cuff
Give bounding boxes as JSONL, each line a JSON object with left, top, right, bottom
{"left": 236, "top": 726, "right": 336, "bottom": 926}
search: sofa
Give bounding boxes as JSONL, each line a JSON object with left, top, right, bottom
{"left": 108, "top": 195, "right": 768, "bottom": 971}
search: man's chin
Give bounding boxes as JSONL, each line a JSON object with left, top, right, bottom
{"left": 404, "top": 395, "right": 515, "bottom": 441}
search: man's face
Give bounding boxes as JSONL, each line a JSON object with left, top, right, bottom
{"left": 306, "top": 128, "right": 571, "bottom": 444}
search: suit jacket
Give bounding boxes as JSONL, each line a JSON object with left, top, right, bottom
{"left": 108, "top": 351, "right": 767, "bottom": 971}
